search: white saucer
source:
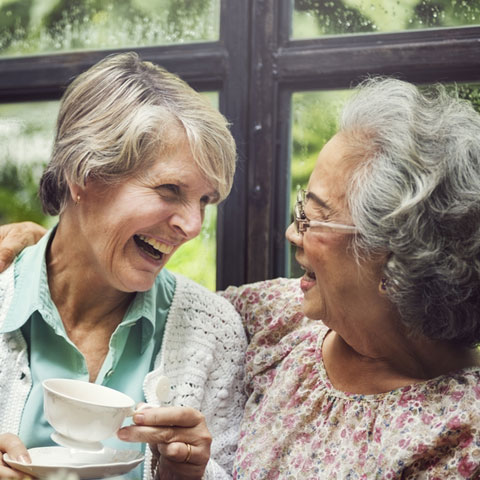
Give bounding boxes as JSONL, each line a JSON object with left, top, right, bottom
{"left": 4, "top": 446, "right": 144, "bottom": 479}
{"left": 51, "top": 431, "right": 104, "bottom": 451}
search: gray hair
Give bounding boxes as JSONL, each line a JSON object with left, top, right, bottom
{"left": 39, "top": 52, "right": 236, "bottom": 214}
{"left": 341, "top": 77, "right": 480, "bottom": 347}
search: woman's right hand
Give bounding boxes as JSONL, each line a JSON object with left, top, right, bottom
{"left": 0, "top": 433, "right": 31, "bottom": 478}
{"left": 0, "top": 222, "right": 46, "bottom": 272}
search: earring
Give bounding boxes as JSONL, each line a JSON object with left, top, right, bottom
{"left": 378, "top": 277, "right": 388, "bottom": 294}
{"left": 75, "top": 195, "right": 81, "bottom": 205}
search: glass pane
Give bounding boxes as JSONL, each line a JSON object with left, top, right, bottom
{"left": 0, "top": 91, "right": 218, "bottom": 290}
{"left": 0, "top": 101, "right": 58, "bottom": 226}
{"left": 288, "top": 83, "right": 480, "bottom": 277}
{"left": 292, "top": 0, "right": 480, "bottom": 39}
{"left": 0, "top": 0, "right": 220, "bottom": 58}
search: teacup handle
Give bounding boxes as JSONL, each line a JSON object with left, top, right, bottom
{"left": 127, "top": 376, "right": 171, "bottom": 416}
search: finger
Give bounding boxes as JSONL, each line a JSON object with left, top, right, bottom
{"left": 0, "top": 433, "right": 30, "bottom": 464}
{"left": 0, "top": 464, "right": 29, "bottom": 479}
{"left": 118, "top": 423, "right": 212, "bottom": 448}
{"left": 133, "top": 406, "right": 205, "bottom": 428}
{"left": 157, "top": 441, "right": 209, "bottom": 466}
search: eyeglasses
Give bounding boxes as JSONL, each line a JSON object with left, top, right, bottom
{"left": 293, "top": 189, "right": 358, "bottom": 235}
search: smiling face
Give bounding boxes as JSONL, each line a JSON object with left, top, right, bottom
{"left": 65, "top": 131, "right": 218, "bottom": 293}
{"left": 286, "top": 133, "right": 385, "bottom": 329}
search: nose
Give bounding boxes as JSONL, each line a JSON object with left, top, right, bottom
{"left": 171, "top": 203, "right": 203, "bottom": 240}
{"left": 286, "top": 222, "right": 303, "bottom": 247}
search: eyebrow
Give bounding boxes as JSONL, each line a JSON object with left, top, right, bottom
{"left": 305, "top": 190, "right": 332, "bottom": 212}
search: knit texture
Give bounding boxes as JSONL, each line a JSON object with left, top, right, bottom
{"left": 0, "top": 267, "right": 247, "bottom": 480}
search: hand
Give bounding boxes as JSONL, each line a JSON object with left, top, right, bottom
{"left": 118, "top": 406, "right": 211, "bottom": 480}
{"left": 0, "top": 433, "right": 32, "bottom": 479}
{"left": 0, "top": 222, "right": 46, "bottom": 272}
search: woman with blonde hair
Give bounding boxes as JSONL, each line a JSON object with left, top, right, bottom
{"left": 0, "top": 52, "right": 246, "bottom": 480}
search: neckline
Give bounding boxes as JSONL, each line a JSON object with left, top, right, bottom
{"left": 316, "top": 326, "right": 480, "bottom": 401}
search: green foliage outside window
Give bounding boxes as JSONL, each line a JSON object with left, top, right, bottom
{"left": 0, "top": 0, "right": 219, "bottom": 56}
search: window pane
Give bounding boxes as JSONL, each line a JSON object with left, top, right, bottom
{"left": 288, "top": 84, "right": 480, "bottom": 277}
{"left": 0, "top": 101, "right": 57, "bottom": 226}
{"left": 289, "top": 89, "right": 352, "bottom": 277}
{"left": 292, "top": 0, "right": 480, "bottom": 39}
{"left": 0, "top": 91, "right": 218, "bottom": 290}
{"left": 0, "top": 0, "right": 220, "bottom": 58}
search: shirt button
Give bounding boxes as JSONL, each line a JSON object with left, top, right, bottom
{"left": 106, "top": 369, "right": 114, "bottom": 377}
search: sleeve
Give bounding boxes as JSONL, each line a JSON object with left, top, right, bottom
{"left": 219, "top": 277, "right": 305, "bottom": 339}
{"left": 144, "top": 275, "right": 248, "bottom": 480}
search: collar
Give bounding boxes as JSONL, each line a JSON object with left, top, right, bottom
{"left": 1, "top": 227, "right": 157, "bottom": 351}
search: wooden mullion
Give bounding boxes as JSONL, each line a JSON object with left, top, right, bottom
{"left": 0, "top": 43, "right": 227, "bottom": 103}
{"left": 215, "top": 0, "right": 251, "bottom": 289}
{"left": 277, "top": 28, "right": 480, "bottom": 88}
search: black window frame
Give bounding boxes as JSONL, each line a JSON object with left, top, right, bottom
{"left": 1, "top": 0, "right": 479, "bottom": 289}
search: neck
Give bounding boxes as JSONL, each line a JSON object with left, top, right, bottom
{"left": 323, "top": 328, "right": 480, "bottom": 395}
{"left": 46, "top": 219, "right": 133, "bottom": 327}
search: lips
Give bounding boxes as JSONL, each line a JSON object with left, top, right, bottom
{"left": 299, "top": 265, "right": 316, "bottom": 292}
{"left": 133, "top": 234, "right": 174, "bottom": 261}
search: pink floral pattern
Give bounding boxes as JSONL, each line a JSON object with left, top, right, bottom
{"left": 221, "top": 278, "right": 480, "bottom": 479}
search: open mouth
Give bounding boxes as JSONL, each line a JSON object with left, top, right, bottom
{"left": 300, "top": 265, "right": 316, "bottom": 281}
{"left": 305, "top": 270, "right": 316, "bottom": 280}
{"left": 134, "top": 234, "right": 173, "bottom": 261}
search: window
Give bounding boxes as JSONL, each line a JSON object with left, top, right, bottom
{"left": 1, "top": 0, "right": 479, "bottom": 289}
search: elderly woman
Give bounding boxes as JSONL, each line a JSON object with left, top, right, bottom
{"left": 5, "top": 77, "right": 480, "bottom": 478}
{"left": 221, "top": 78, "right": 480, "bottom": 478}
{"left": 0, "top": 52, "right": 246, "bottom": 480}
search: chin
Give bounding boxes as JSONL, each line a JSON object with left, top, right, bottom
{"left": 301, "top": 300, "right": 324, "bottom": 320}
{"left": 119, "top": 272, "right": 158, "bottom": 293}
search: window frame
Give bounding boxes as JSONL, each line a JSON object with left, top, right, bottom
{"left": 0, "top": 0, "right": 479, "bottom": 289}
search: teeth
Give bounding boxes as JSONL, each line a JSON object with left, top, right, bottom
{"left": 138, "top": 235, "right": 174, "bottom": 254}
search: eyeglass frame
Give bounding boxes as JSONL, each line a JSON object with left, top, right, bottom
{"left": 293, "top": 189, "right": 358, "bottom": 235}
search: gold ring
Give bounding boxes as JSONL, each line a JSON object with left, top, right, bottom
{"left": 183, "top": 443, "right": 192, "bottom": 463}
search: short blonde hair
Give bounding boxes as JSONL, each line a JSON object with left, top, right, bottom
{"left": 39, "top": 52, "right": 236, "bottom": 214}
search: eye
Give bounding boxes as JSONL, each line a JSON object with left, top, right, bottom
{"left": 200, "top": 195, "right": 211, "bottom": 207}
{"left": 305, "top": 203, "right": 330, "bottom": 222}
{"left": 157, "top": 184, "right": 179, "bottom": 200}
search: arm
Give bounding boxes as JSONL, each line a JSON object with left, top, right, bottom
{"left": 0, "top": 222, "right": 46, "bottom": 271}
{"left": 120, "top": 275, "right": 248, "bottom": 480}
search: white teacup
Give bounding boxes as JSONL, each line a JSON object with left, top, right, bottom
{"left": 42, "top": 378, "right": 136, "bottom": 451}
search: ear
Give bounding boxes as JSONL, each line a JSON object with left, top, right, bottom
{"left": 66, "top": 180, "right": 85, "bottom": 205}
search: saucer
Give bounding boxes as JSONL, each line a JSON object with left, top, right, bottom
{"left": 51, "top": 431, "right": 104, "bottom": 451}
{"left": 4, "top": 446, "right": 144, "bottom": 479}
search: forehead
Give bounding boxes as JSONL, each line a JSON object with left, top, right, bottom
{"left": 307, "top": 133, "right": 355, "bottom": 211}
{"left": 149, "top": 136, "right": 218, "bottom": 195}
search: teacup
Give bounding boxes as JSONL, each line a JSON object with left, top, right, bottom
{"left": 43, "top": 378, "right": 136, "bottom": 450}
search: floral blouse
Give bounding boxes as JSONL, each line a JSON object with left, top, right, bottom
{"left": 221, "top": 278, "right": 480, "bottom": 480}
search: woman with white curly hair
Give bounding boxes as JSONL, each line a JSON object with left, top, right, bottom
{"left": 222, "top": 77, "right": 480, "bottom": 478}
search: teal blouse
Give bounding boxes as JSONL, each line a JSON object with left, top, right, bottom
{"left": 0, "top": 228, "right": 175, "bottom": 473}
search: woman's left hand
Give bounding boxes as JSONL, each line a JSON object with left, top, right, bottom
{"left": 118, "top": 406, "right": 211, "bottom": 479}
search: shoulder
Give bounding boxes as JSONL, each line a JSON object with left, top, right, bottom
{"left": 0, "top": 264, "right": 15, "bottom": 330}
{"left": 219, "top": 277, "right": 306, "bottom": 337}
{"left": 167, "top": 273, "right": 246, "bottom": 344}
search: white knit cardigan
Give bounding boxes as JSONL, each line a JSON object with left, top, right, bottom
{"left": 0, "top": 265, "right": 247, "bottom": 480}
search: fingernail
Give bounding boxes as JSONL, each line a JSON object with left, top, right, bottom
{"left": 133, "top": 413, "right": 145, "bottom": 425}
{"left": 17, "top": 454, "right": 31, "bottom": 464}
{"left": 117, "top": 429, "right": 128, "bottom": 439}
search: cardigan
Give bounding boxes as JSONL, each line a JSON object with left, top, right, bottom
{"left": 0, "top": 264, "right": 247, "bottom": 480}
